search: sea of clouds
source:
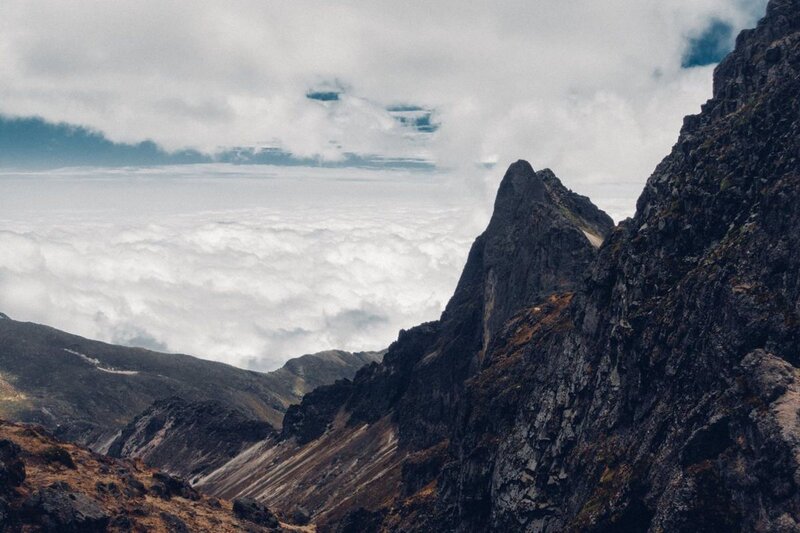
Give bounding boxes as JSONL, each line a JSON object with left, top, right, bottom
{"left": 0, "top": 166, "right": 492, "bottom": 370}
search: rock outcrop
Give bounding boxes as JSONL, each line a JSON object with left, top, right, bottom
{"left": 107, "top": 397, "right": 275, "bottom": 481}
{"left": 0, "top": 419, "right": 293, "bottom": 532}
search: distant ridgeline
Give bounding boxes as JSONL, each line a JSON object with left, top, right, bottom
{"left": 0, "top": 313, "right": 381, "bottom": 455}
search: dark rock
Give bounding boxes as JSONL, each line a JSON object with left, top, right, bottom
{"left": 208, "top": 497, "right": 222, "bottom": 508}
{"left": 281, "top": 378, "right": 354, "bottom": 444}
{"left": 39, "top": 445, "right": 76, "bottom": 469}
{"left": 129, "top": 505, "right": 148, "bottom": 516}
{"left": 108, "top": 397, "right": 275, "bottom": 479}
{"left": 159, "top": 511, "right": 190, "bottom": 533}
{"left": 95, "top": 481, "right": 120, "bottom": 496}
{"left": 120, "top": 473, "right": 147, "bottom": 497}
{"left": 232, "top": 498, "right": 280, "bottom": 529}
{"left": 335, "top": 507, "right": 387, "bottom": 533}
{"left": 766, "top": 45, "right": 783, "bottom": 64}
{"left": 109, "top": 514, "right": 134, "bottom": 530}
{"left": 21, "top": 481, "right": 109, "bottom": 532}
{"left": 291, "top": 505, "right": 310, "bottom": 526}
{"left": 0, "top": 497, "right": 11, "bottom": 527}
{"left": 151, "top": 471, "right": 199, "bottom": 501}
{"left": 0, "top": 439, "right": 25, "bottom": 492}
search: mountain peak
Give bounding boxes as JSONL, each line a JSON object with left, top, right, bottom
{"left": 708, "top": 0, "right": 799, "bottom": 112}
{"left": 445, "top": 164, "right": 613, "bottom": 348}
{"left": 494, "top": 159, "right": 546, "bottom": 206}
{"left": 766, "top": 0, "right": 800, "bottom": 23}
{"left": 486, "top": 161, "right": 614, "bottom": 263}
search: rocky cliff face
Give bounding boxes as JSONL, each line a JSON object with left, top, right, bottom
{"left": 106, "top": 398, "right": 275, "bottom": 482}
{"left": 406, "top": 1, "right": 800, "bottom": 531}
{"left": 199, "top": 1, "right": 800, "bottom": 531}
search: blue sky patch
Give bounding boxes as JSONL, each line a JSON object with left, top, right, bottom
{"left": 0, "top": 115, "right": 209, "bottom": 168}
{"left": 387, "top": 106, "right": 439, "bottom": 134}
{"left": 306, "top": 91, "right": 341, "bottom": 102}
{"left": 682, "top": 19, "right": 735, "bottom": 68}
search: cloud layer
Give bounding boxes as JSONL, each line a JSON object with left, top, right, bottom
{"left": 0, "top": 166, "right": 482, "bottom": 370}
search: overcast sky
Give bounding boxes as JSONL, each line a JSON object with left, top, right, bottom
{"left": 0, "top": 1, "right": 769, "bottom": 369}
{"left": 1, "top": 1, "right": 767, "bottom": 178}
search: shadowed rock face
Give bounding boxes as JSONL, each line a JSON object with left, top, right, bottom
{"left": 106, "top": 398, "right": 275, "bottom": 481}
{"left": 393, "top": 161, "right": 613, "bottom": 449}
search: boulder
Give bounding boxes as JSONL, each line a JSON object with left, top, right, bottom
{"left": 21, "top": 481, "right": 109, "bottom": 532}
{"left": 233, "top": 497, "right": 280, "bottom": 529}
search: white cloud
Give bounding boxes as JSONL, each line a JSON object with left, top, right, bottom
{"left": 0, "top": 166, "right": 484, "bottom": 370}
{"left": 0, "top": 1, "right": 767, "bottom": 192}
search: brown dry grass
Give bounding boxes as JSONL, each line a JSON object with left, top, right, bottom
{"left": 0, "top": 420, "right": 308, "bottom": 532}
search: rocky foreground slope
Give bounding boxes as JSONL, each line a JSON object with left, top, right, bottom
{"left": 0, "top": 419, "right": 302, "bottom": 532}
{"left": 193, "top": 1, "right": 800, "bottom": 531}
{"left": 0, "top": 316, "right": 380, "bottom": 449}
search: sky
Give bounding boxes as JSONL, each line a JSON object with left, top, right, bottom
{"left": 0, "top": 1, "right": 769, "bottom": 370}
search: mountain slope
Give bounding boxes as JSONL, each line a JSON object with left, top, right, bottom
{"left": 0, "top": 317, "right": 381, "bottom": 449}
{"left": 0, "top": 419, "right": 298, "bottom": 531}
{"left": 196, "top": 163, "right": 614, "bottom": 525}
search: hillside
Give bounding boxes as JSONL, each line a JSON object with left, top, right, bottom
{"left": 0, "top": 419, "right": 302, "bottom": 531}
{"left": 0, "top": 316, "right": 381, "bottom": 449}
